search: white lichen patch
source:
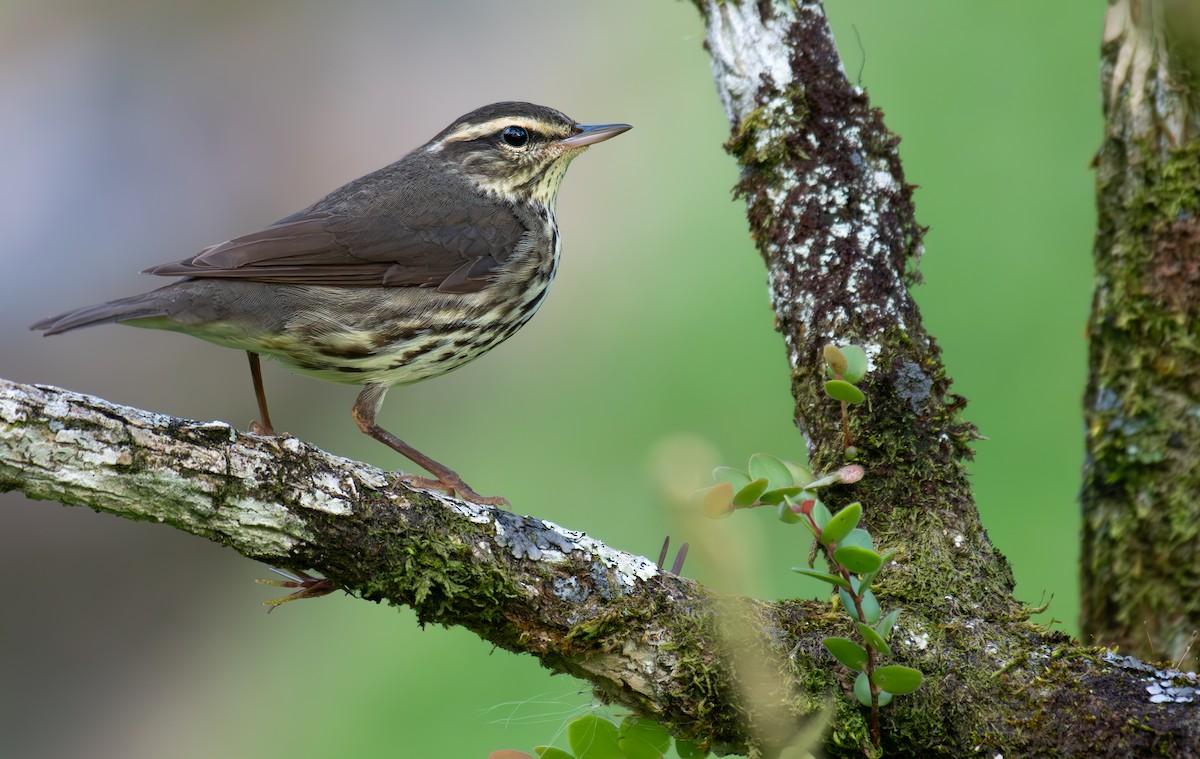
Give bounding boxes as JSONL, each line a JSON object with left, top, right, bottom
{"left": 553, "top": 575, "right": 588, "bottom": 604}
{"left": 873, "top": 169, "right": 897, "bottom": 192}
{"left": 237, "top": 497, "right": 297, "bottom": 528}
{"left": 230, "top": 500, "right": 308, "bottom": 554}
{"left": 189, "top": 420, "right": 238, "bottom": 439}
{"left": 280, "top": 437, "right": 304, "bottom": 454}
{"left": 765, "top": 175, "right": 800, "bottom": 215}
{"left": 907, "top": 629, "right": 930, "bottom": 651}
{"left": 440, "top": 493, "right": 499, "bottom": 525}
{"left": 50, "top": 428, "right": 127, "bottom": 467}
{"left": 0, "top": 395, "right": 28, "bottom": 427}
{"left": 537, "top": 519, "right": 660, "bottom": 585}
{"left": 862, "top": 342, "right": 883, "bottom": 372}
{"left": 484, "top": 511, "right": 660, "bottom": 591}
{"left": 294, "top": 470, "right": 355, "bottom": 516}
{"left": 124, "top": 425, "right": 229, "bottom": 474}
{"left": 1104, "top": 651, "right": 1200, "bottom": 704}
{"left": 829, "top": 222, "right": 852, "bottom": 239}
{"left": 704, "top": 0, "right": 798, "bottom": 123}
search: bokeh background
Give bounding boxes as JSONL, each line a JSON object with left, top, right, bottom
{"left": 1, "top": 2, "right": 1099, "bottom": 757}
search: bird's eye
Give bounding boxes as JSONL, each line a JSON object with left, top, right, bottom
{"left": 501, "top": 126, "right": 529, "bottom": 148}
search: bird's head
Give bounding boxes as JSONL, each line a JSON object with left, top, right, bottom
{"left": 425, "top": 102, "right": 630, "bottom": 208}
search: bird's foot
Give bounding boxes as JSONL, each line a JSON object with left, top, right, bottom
{"left": 249, "top": 419, "right": 276, "bottom": 436}
{"left": 397, "top": 473, "right": 510, "bottom": 508}
{"left": 256, "top": 568, "right": 337, "bottom": 612}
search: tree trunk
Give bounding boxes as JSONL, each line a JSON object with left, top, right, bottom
{"left": 1082, "top": 0, "right": 1200, "bottom": 668}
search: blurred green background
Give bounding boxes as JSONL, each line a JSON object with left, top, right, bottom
{"left": 0, "top": 1, "right": 1099, "bottom": 757}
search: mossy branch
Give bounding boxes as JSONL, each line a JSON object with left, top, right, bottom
{"left": 685, "top": 0, "right": 1200, "bottom": 754}
{"left": 692, "top": 0, "right": 1010, "bottom": 620}
{"left": 2, "top": 378, "right": 1199, "bottom": 759}
{"left": 0, "top": 379, "right": 759, "bottom": 751}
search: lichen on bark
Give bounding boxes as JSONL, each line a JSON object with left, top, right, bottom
{"left": 698, "top": 0, "right": 1015, "bottom": 621}
{"left": 1082, "top": 0, "right": 1200, "bottom": 668}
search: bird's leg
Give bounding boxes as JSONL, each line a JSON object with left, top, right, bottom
{"left": 351, "top": 385, "right": 508, "bottom": 507}
{"left": 256, "top": 568, "right": 337, "bottom": 612}
{"left": 246, "top": 351, "right": 276, "bottom": 435}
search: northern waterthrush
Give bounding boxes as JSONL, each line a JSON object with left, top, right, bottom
{"left": 32, "top": 102, "right": 630, "bottom": 506}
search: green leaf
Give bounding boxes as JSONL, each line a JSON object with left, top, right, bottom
{"left": 857, "top": 622, "right": 892, "bottom": 656}
{"left": 785, "top": 460, "right": 814, "bottom": 486}
{"left": 759, "top": 485, "right": 803, "bottom": 505}
{"left": 876, "top": 609, "right": 902, "bottom": 639}
{"left": 838, "top": 587, "right": 853, "bottom": 616}
{"left": 834, "top": 545, "right": 884, "bottom": 575}
{"left": 809, "top": 497, "right": 832, "bottom": 528}
{"left": 839, "top": 584, "right": 881, "bottom": 624}
{"left": 712, "top": 466, "right": 750, "bottom": 490}
{"left": 748, "top": 453, "right": 794, "bottom": 489}
{"left": 821, "top": 502, "right": 862, "bottom": 546}
{"left": 619, "top": 716, "right": 670, "bottom": 759}
{"left": 838, "top": 527, "right": 874, "bottom": 551}
{"left": 534, "top": 749, "right": 576, "bottom": 759}
{"left": 854, "top": 672, "right": 893, "bottom": 707}
{"left": 701, "top": 483, "right": 734, "bottom": 519}
{"left": 873, "top": 665, "right": 924, "bottom": 695}
{"left": 841, "top": 344, "right": 868, "bottom": 383}
{"left": 860, "top": 589, "right": 881, "bottom": 624}
{"left": 732, "top": 477, "right": 770, "bottom": 507}
{"left": 674, "top": 739, "right": 710, "bottom": 759}
{"left": 792, "top": 567, "right": 852, "bottom": 590}
{"left": 823, "top": 343, "right": 849, "bottom": 375}
{"left": 777, "top": 501, "right": 802, "bottom": 524}
{"left": 824, "top": 379, "right": 865, "bottom": 404}
{"left": 568, "top": 715, "right": 621, "bottom": 759}
{"left": 822, "top": 637, "right": 868, "bottom": 671}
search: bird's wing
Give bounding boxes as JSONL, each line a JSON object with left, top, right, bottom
{"left": 143, "top": 209, "right": 528, "bottom": 294}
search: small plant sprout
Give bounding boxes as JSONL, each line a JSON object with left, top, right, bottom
{"left": 793, "top": 497, "right": 922, "bottom": 753}
{"left": 689, "top": 341, "right": 919, "bottom": 754}
{"left": 695, "top": 451, "right": 865, "bottom": 525}
{"left": 823, "top": 343, "right": 868, "bottom": 455}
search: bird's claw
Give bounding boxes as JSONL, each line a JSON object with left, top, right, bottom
{"left": 257, "top": 568, "right": 337, "bottom": 611}
{"left": 397, "top": 473, "right": 510, "bottom": 507}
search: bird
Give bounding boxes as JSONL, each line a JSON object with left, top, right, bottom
{"left": 32, "top": 101, "right": 630, "bottom": 506}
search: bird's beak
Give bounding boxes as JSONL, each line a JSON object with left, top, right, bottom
{"left": 559, "top": 123, "right": 632, "bottom": 148}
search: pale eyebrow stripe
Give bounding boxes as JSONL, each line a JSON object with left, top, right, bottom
{"left": 440, "top": 117, "right": 559, "bottom": 144}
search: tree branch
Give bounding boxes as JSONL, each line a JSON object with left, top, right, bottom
{"left": 6, "top": 377, "right": 1200, "bottom": 756}
{"left": 1, "top": 378, "right": 774, "bottom": 755}
{"left": 694, "top": 0, "right": 1010, "bottom": 624}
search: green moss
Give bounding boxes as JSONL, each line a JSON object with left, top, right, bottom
{"left": 725, "top": 95, "right": 809, "bottom": 170}
{"left": 565, "top": 603, "right": 634, "bottom": 646}
{"left": 1083, "top": 139, "right": 1200, "bottom": 664}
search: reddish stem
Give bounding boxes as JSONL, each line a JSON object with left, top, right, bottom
{"left": 830, "top": 545, "right": 881, "bottom": 751}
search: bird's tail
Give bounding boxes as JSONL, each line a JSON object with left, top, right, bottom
{"left": 31, "top": 290, "right": 174, "bottom": 336}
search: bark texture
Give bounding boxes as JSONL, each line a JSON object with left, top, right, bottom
{"left": 6, "top": 379, "right": 1200, "bottom": 757}
{"left": 7, "top": 0, "right": 1200, "bottom": 756}
{"left": 1082, "top": 0, "right": 1200, "bottom": 667}
{"left": 695, "top": 0, "right": 1012, "bottom": 623}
